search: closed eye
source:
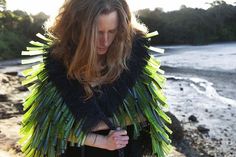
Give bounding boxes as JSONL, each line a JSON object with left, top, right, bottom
{"left": 109, "top": 29, "right": 117, "bottom": 34}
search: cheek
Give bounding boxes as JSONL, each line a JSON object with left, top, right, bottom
{"left": 108, "top": 33, "right": 117, "bottom": 45}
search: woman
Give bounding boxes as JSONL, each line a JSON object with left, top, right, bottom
{"left": 19, "top": 0, "right": 172, "bottom": 157}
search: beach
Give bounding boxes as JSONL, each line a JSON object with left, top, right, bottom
{"left": 160, "top": 42, "right": 236, "bottom": 157}
{"left": 0, "top": 42, "right": 236, "bottom": 157}
{"left": 164, "top": 67, "right": 236, "bottom": 157}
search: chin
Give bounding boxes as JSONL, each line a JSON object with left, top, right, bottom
{"left": 97, "top": 50, "right": 107, "bottom": 55}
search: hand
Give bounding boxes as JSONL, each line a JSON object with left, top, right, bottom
{"left": 104, "top": 128, "right": 129, "bottom": 151}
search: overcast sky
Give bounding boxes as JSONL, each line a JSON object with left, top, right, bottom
{"left": 6, "top": 0, "right": 236, "bottom": 16}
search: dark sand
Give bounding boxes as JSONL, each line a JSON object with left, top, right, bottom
{"left": 163, "top": 66, "right": 236, "bottom": 157}
{"left": 0, "top": 64, "right": 236, "bottom": 157}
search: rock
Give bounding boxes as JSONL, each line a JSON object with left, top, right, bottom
{"left": 16, "top": 86, "right": 28, "bottom": 92}
{"left": 180, "top": 87, "right": 183, "bottom": 91}
{"left": 0, "top": 112, "right": 6, "bottom": 119}
{"left": 2, "top": 78, "right": 9, "bottom": 83}
{"left": 188, "top": 115, "right": 198, "bottom": 122}
{"left": 0, "top": 94, "right": 8, "bottom": 102}
{"left": 0, "top": 74, "right": 9, "bottom": 83}
{"left": 4, "top": 72, "right": 18, "bottom": 76}
{"left": 197, "top": 125, "right": 210, "bottom": 134}
{"left": 211, "top": 137, "right": 217, "bottom": 141}
{"left": 186, "top": 99, "right": 192, "bottom": 102}
{"left": 166, "top": 112, "right": 184, "bottom": 142}
{"left": 14, "top": 102, "right": 24, "bottom": 113}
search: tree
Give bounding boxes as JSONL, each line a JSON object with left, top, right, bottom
{"left": 137, "top": 2, "right": 236, "bottom": 45}
{"left": 206, "top": 0, "right": 227, "bottom": 7}
{"left": 0, "top": 0, "right": 6, "bottom": 11}
{"left": 180, "top": 5, "right": 187, "bottom": 10}
{"left": 0, "top": 10, "right": 49, "bottom": 60}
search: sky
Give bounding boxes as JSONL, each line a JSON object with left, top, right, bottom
{"left": 6, "top": 0, "right": 236, "bottom": 16}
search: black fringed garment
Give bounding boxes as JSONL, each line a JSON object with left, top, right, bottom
{"left": 19, "top": 33, "right": 172, "bottom": 157}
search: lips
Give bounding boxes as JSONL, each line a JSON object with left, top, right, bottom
{"left": 98, "top": 48, "right": 107, "bottom": 51}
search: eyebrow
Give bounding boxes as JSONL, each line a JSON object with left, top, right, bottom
{"left": 98, "top": 28, "right": 118, "bottom": 32}
{"left": 109, "top": 28, "right": 118, "bottom": 32}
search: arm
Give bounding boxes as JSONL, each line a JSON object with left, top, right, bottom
{"left": 83, "top": 115, "right": 146, "bottom": 150}
{"left": 91, "top": 114, "right": 147, "bottom": 132}
{"left": 84, "top": 116, "right": 146, "bottom": 150}
{"left": 84, "top": 129, "right": 129, "bottom": 150}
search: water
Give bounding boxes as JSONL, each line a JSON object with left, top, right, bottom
{"left": 1, "top": 42, "right": 236, "bottom": 73}
{"left": 1, "top": 42, "right": 236, "bottom": 156}
{"left": 157, "top": 42, "right": 236, "bottom": 72}
{"left": 159, "top": 42, "right": 236, "bottom": 156}
{"left": 0, "top": 58, "right": 35, "bottom": 74}
{"left": 157, "top": 42, "right": 236, "bottom": 100}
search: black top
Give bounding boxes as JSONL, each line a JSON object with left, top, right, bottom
{"left": 61, "top": 125, "right": 151, "bottom": 157}
{"left": 45, "top": 35, "right": 150, "bottom": 133}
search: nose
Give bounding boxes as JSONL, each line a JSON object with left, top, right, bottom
{"left": 100, "top": 33, "right": 109, "bottom": 47}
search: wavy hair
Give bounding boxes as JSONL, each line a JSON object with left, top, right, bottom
{"left": 48, "top": 0, "right": 147, "bottom": 99}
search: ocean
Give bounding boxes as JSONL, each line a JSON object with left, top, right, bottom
{"left": 158, "top": 42, "right": 236, "bottom": 156}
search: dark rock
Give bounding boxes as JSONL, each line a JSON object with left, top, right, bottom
{"left": 17, "top": 86, "right": 28, "bottom": 92}
{"left": 14, "top": 144, "right": 22, "bottom": 153}
{"left": 180, "top": 87, "right": 183, "bottom": 91}
{"left": 0, "top": 112, "right": 6, "bottom": 119}
{"left": 188, "top": 115, "right": 198, "bottom": 122}
{"left": 0, "top": 134, "right": 6, "bottom": 138}
{"left": 166, "top": 112, "right": 184, "bottom": 142}
{"left": 211, "top": 137, "right": 217, "bottom": 141}
{"left": 14, "top": 102, "right": 24, "bottom": 113}
{"left": 186, "top": 99, "right": 192, "bottom": 102}
{"left": 4, "top": 72, "right": 18, "bottom": 76}
{"left": 0, "top": 94, "right": 8, "bottom": 102}
{"left": 2, "top": 78, "right": 9, "bottom": 83}
{"left": 197, "top": 125, "right": 210, "bottom": 133}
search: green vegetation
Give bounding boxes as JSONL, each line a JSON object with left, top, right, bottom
{"left": 0, "top": 0, "right": 6, "bottom": 11}
{"left": 137, "top": 0, "right": 236, "bottom": 45}
{"left": 0, "top": 0, "right": 235, "bottom": 60}
{"left": 0, "top": 10, "right": 48, "bottom": 60}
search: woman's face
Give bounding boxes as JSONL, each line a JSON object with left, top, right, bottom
{"left": 96, "top": 11, "right": 118, "bottom": 55}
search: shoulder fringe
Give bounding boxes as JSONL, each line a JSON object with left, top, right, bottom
{"left": 18, "top": 32, "right": 172, "bottom": 157}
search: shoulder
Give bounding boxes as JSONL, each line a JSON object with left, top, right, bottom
{"left": 130, "top": 31, "right": 150, "bottom": 61}
{"left": 132, "top": 29, "right": 149, "bottom": 44}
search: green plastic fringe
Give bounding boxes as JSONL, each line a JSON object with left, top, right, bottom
{"left": 18, "top": 32, "right": 172, "bottom": 157}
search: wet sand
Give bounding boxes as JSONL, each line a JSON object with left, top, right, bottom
{"left": 0, "top": 64, "right": 236, "bottom": 156}
{"left": 0, "top": 73, "right": 24, "bottom": 157}
{"left": 163, "top": 66, "right": 236, "bottom": 157}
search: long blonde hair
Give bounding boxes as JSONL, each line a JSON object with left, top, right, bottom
{"left": 48, "top": 0, "right": 147, "bottom": 99}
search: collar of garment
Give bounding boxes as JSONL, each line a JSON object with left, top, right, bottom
{"left": 44, "top": 35, "right": 150, "bottom": 132}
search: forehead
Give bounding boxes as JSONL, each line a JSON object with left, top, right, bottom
{"left": 97, "top": 11, "right": 119, "bottom": 31}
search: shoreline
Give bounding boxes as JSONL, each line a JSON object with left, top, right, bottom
{"left": 0, "top": 64, "right": 236, "bottom": 156}
{"left": 162, "top": 65, "right": 236, "bottom": 100}
{"left": 164, "top": 67, "right": 236, "bottom": 157}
